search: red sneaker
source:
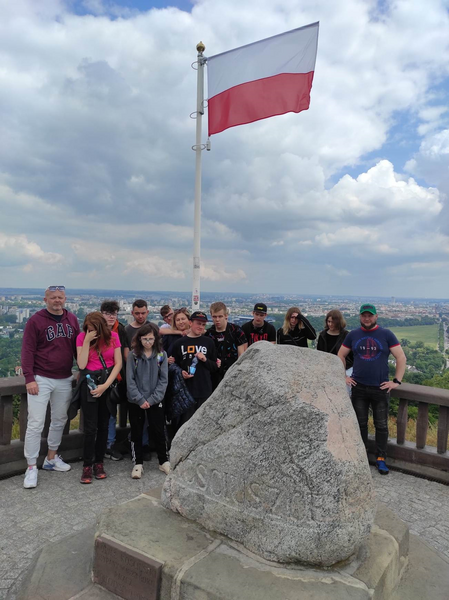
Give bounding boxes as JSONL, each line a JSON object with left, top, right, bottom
{"left": 80, "top": 466, "right": 93, "bottom": 484}
{"left": 94, "top": 463, "right": 107, "bottom": 480}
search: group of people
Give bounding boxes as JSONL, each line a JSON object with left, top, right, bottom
{"left": 21, "top": 287, "right": 406, "bottom": 489}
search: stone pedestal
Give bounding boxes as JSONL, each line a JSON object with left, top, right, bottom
{"left": 93, "top": 491, "right": 408, "bottom": 600}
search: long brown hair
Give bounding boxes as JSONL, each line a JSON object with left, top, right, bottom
{"left": 82, "top": 312, "right": 112, "bottom": 351}
{"left": 324, "top": 309, "right": 346, "bottom": 332}
{"left": 132, "top": 323, "right": 162, "bottom": 357}
{"left": 282, "top": 307, "right": 303, "bottom": 335}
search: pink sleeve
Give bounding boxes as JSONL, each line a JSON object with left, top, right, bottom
{"left": 112, "top": 331, "right": 121, "bottom": 348}
{"left": 76, "top": 332, "right": 86, "bottom": 347}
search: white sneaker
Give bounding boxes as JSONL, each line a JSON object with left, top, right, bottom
{"left": 42, "top": 455, "right": 71, "bottom": 472}
{"left": 24, "top": 466, "right": 38, "bottom": 489}
{"left": 159, "top": 461, "right": 171, "bottom": 475}
{"left": 132, "top": 464, "right": 143, "bottom": 479}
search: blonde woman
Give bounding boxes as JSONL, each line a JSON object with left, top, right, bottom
{"left": 276, "top": 307, "right": 316, "bottom": 347}
{"left": 163, "top": 308, "right": 190, "bottom": 361}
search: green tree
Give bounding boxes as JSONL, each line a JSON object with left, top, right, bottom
{"left": 423, "top": 371, "right": 449, "bottom": 390}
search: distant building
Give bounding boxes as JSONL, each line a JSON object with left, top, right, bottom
{"left": 16, "top": 309, "right": 30, "bottom": 323}
{"left": 119, "top": 313, "right": 134, "bottom": 325}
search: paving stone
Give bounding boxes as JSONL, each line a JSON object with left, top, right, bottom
{"left": 3, "top": 458, "right": 449, "bottom": 599}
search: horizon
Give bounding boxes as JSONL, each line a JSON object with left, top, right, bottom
{"left": 0, "top": 287, "right": 447, "bottom": 303}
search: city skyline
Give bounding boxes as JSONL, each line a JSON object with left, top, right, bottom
{"left": 0, "top": 286, "right": 448, "bottom": 303}
{"left": 1, "top": 1, "right": 449, "bottom": 297}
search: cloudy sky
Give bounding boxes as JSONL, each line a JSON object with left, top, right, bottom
{"left": 1, "top": 0, "right": 449, "bottom": 299}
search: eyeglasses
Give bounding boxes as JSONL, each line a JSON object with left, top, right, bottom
{"left": 290, "top": 314, "right": 300, "bottom": 319}
{"left": 164, "top": 313, "right": 174, "bottom": 320}
{"left": 102, "top": 312, "right": 118, "bottom": 317}
{"left": 141, "top": 337, "right": 155, "bottom": 343}
{"left": 47, "top": 286, "right": 65, "bottom": 291}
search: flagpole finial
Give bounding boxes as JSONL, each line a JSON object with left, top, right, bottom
{"left": 196, "top": 41, "right": 205, "bottom": 54}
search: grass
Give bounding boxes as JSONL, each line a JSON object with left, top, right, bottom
{"left": 12, "top": 414, "right": 440, "bottom": 448}
{"left": 388, "top": 324, "right": 439, "bottom": 349}
{"left": 11, "top": 415, "right": 81, "bottom": 441}
{"left": 368, "top": 415, "right": 439, "bottom": 447}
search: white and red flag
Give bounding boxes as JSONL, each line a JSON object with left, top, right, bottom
{"left": 207, "top": 22, "right": 319, "bottom": 136}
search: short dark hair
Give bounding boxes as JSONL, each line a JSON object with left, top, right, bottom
{"left": 160, "top": 304, "right": 172, "bottom": 318}
{"left": 131, "top": 323, "right": 162, "bottom": 357}
{"left": 132, "top": 299, "right": 148, "bottom": 310}
{"left": 100, "top": 300, "right": 119, "bottom": 314}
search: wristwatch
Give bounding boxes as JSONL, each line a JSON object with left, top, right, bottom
{"left": 393, "top": 378, "right": 402, "bottom": 385}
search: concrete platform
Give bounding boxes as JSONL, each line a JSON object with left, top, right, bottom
{"left": 15, "top": 486, "right": 449, "bottom": 600}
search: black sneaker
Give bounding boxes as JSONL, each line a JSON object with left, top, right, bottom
{"left": 105, "top": 447, "right": 123, "bottom": 461}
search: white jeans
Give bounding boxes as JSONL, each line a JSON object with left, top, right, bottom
{"left": 24, "top": 375, "right": 73, "bottom": 465}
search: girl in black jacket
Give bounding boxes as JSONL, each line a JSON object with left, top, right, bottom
{"left": 317, "top": 309, "right": 353, "bottom": 369}
{"left": 276, "top": 307, "right": 316, "bottom": 347}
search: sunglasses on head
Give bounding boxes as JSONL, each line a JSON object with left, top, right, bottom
{"left": 47, "top": 286, "right": 65, "bottom": 291}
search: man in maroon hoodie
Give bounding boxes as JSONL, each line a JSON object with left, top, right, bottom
{"left": 21, "top": 286, "right": 80, "bottom": 489}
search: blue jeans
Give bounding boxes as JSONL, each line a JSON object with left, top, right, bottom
{"left": 108, "top": 412, "right": 149, "bottom": 449}
{"left": 351, "top": 384, "right": 389, "bottom": 458}
{"left": 107, "top": 414, "right": 117, "bottom": 449}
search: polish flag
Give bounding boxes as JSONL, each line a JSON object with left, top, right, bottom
{"left": 207, "top": 22, "right": 319, "bottom": 136}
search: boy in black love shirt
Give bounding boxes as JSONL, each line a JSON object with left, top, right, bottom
{"left": 170, "top": 311, "right": 219, "bottom": 426}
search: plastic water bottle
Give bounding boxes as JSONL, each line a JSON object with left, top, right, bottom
{"left": 189, "top": 356, "right": 198, "bottom": 375}
{"left": 86, "top": 374, "right": 97, "bottom": 390}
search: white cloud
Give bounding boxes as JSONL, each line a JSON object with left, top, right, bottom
{"left": 0, "top": 233, "right": 64, "bottom": 266}
{"left": 325, "top": 264, "right": 350, "bottom": 277}
{"left": 0, "top": 0, "right": 449, "bottom": 296}
{"left": 316, "top": 227, "right": 378, "bottom": 247}
{"left": 201, "top": 263, "right": 247, "bottom": 282}
{"left": 125, "top": 257, "right": 186, "bottom": 279}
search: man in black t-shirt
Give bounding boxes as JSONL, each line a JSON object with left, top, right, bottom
{"left": 171, "top": 311, "right": 219, "bottom": 426}
{"left": 207, "top": 302, "right": 247, "bottom": 389}
{"left": 241, "top": 303, "right": 276, "bottom": 347}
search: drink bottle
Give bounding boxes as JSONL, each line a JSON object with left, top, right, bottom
{"left": 189, "top": 356, "right": 198, "bottom": 375}
{"left": 86, "top": 374, "right": 97, "bottom": 390}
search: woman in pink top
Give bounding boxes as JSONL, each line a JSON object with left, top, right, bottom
{"left": 76, "top": 312, "right": 122, "bottom": 484}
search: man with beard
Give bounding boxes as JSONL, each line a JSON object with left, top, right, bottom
{"left": 338, "top": 303, "right": 406, "bottom": 475}
{"left": 125, "top": 300, "right": 153, "bottom": 348}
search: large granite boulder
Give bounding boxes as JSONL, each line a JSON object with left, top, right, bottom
{"left": 162, "top": 341, "right": 375, "bottom": 566}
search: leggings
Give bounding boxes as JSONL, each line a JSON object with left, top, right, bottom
{"left": 128, "top": 401, "right": 168, "bottom": 465}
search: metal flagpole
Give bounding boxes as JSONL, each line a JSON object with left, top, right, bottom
{"left": 191, "top": 41, "right": 206, "bottom": 312}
